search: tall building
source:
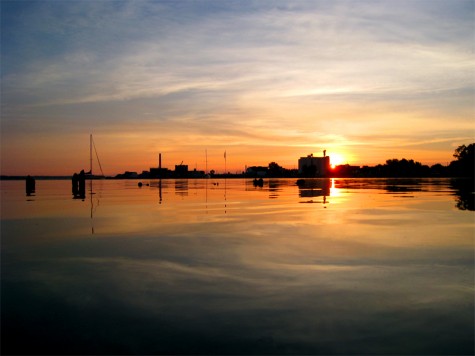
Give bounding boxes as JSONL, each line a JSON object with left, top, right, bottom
{"left": 298, "top": 152, "right": 330, "bottom": 177}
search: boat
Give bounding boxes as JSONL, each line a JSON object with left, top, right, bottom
{"left": 86, "top": 134, "right": 105, "bottom": 179}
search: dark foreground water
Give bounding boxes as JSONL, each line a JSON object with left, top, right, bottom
{"left": 1, "top": 178, "right": 474, "bottom": 355}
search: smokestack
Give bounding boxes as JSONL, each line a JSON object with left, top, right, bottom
{"left": 323, "top": 150, "right": 326, "bottom": 157}
{"left": 159, "top": 153, "right": 162, "bottom": 169}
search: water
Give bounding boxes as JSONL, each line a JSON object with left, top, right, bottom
{"left": 1, "top": 178, "right": 474, "bottom": 355}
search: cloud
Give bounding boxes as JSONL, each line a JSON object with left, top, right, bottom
{"left": 3, "top": 1, "right": 473, "bottom": 107}
{"left": 1, "top": 0, "right": 474, "bottom": 173}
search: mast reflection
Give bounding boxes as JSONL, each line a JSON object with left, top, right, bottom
{"left": 159, "top": 179, "right": 162, "bottom": 204}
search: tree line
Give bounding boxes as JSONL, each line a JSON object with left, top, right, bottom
{"left": 341, "top": 143, "right": 474, "bottom": 178}
{"left": 251, "top": 143, "right": 474, "bottom": 178}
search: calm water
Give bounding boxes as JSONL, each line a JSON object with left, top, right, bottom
{"left": 1, "top": 178, "right": 474, "bottom": 355}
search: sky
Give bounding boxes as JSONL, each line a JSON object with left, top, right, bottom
{"left": 1, "top": 0, "right": 474, "bottom": 175}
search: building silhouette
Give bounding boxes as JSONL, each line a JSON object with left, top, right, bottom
{"left": 298, "top": 151, "right": 330, "bottom": 177}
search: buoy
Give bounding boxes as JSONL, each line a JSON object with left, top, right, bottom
{"left": 138, "top": 182, "right": 143, "bottom": 187}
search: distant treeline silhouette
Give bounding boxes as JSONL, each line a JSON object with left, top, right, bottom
{"left": 261, "top": 143, "right": 474, "bottom": 179}
{"left": 341, "top": 143, "right": 474, "bottom": 178}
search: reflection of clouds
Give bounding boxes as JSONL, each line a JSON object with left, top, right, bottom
{"left": 2, "top": 179, "right": 474, "bottom": 354}
{"left": 5, "top": 232, "right": 473, "bottom": 354}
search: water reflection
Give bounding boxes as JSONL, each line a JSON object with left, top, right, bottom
{"left": 175, "top": 179, "right": 188, "bottom": 197}
{"left": 25, "top": 175, "right": 35, "bottom": 197}
{"left": 129, "top": 177, "right": 475, "bottom": 212}
{"left": 451, "top": 179, "right": 475, "bottom": 211}
{"left": 297, "top": 178, "right": 330, "bottom": 198}
{"left": 268, "top": 179, "right": 282, "bottom": 199}
{"left": 330, "top": 178, "right": 474, "bottom": 211}
{"left": 2, "top": 178, "right": 473, "bottom": 354}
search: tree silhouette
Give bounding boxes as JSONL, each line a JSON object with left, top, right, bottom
{"left": 449, "top": 143, "right": 474, "bottom": 177}
{"left": 268, "top": 162, "right": 284, "bottom": 177}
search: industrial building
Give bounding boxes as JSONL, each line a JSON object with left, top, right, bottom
{"left": 148, "top": 153, "right": 205, "bottom": 178}
{"left": 298, "top": 151, "right": 330, "bottom": 177}
{"left": 150, "top": 153, "right": 171, "bottom": 178}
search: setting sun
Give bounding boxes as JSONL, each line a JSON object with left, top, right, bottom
{"left": 330, "top": 153, "right": 346, "bottom": 168}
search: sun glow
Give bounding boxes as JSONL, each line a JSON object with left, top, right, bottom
{"left": 330, "top": 153, "right": 345, "bottom": 168}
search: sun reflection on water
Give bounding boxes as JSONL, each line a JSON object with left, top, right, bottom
{"left": 1, "top": 178, "right": 473, "bottom": 355}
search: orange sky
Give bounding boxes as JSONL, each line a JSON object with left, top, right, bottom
{"left": 1, "top": 1, "right": 474, "bottom": 176}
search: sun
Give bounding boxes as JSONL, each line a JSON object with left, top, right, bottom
{"left": 330, "top": 153, "right": 345, "bottom": 168}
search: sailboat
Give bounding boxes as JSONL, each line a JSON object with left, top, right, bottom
{"left": 86, "top": 134, "right": 104, "bottom": 234}
{"left": 86, "top": 134, "right": 105, "bottom": 179}
{"left": 73, "top": 134, "right": 104, "bottom": 198}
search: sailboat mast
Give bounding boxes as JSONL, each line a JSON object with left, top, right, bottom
{"left": 90, "top": 134, "right": 93, "bottom": 176}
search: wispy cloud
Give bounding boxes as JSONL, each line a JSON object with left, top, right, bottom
{"left": 1, "top": 0, "right": 473, "bottom": 174}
